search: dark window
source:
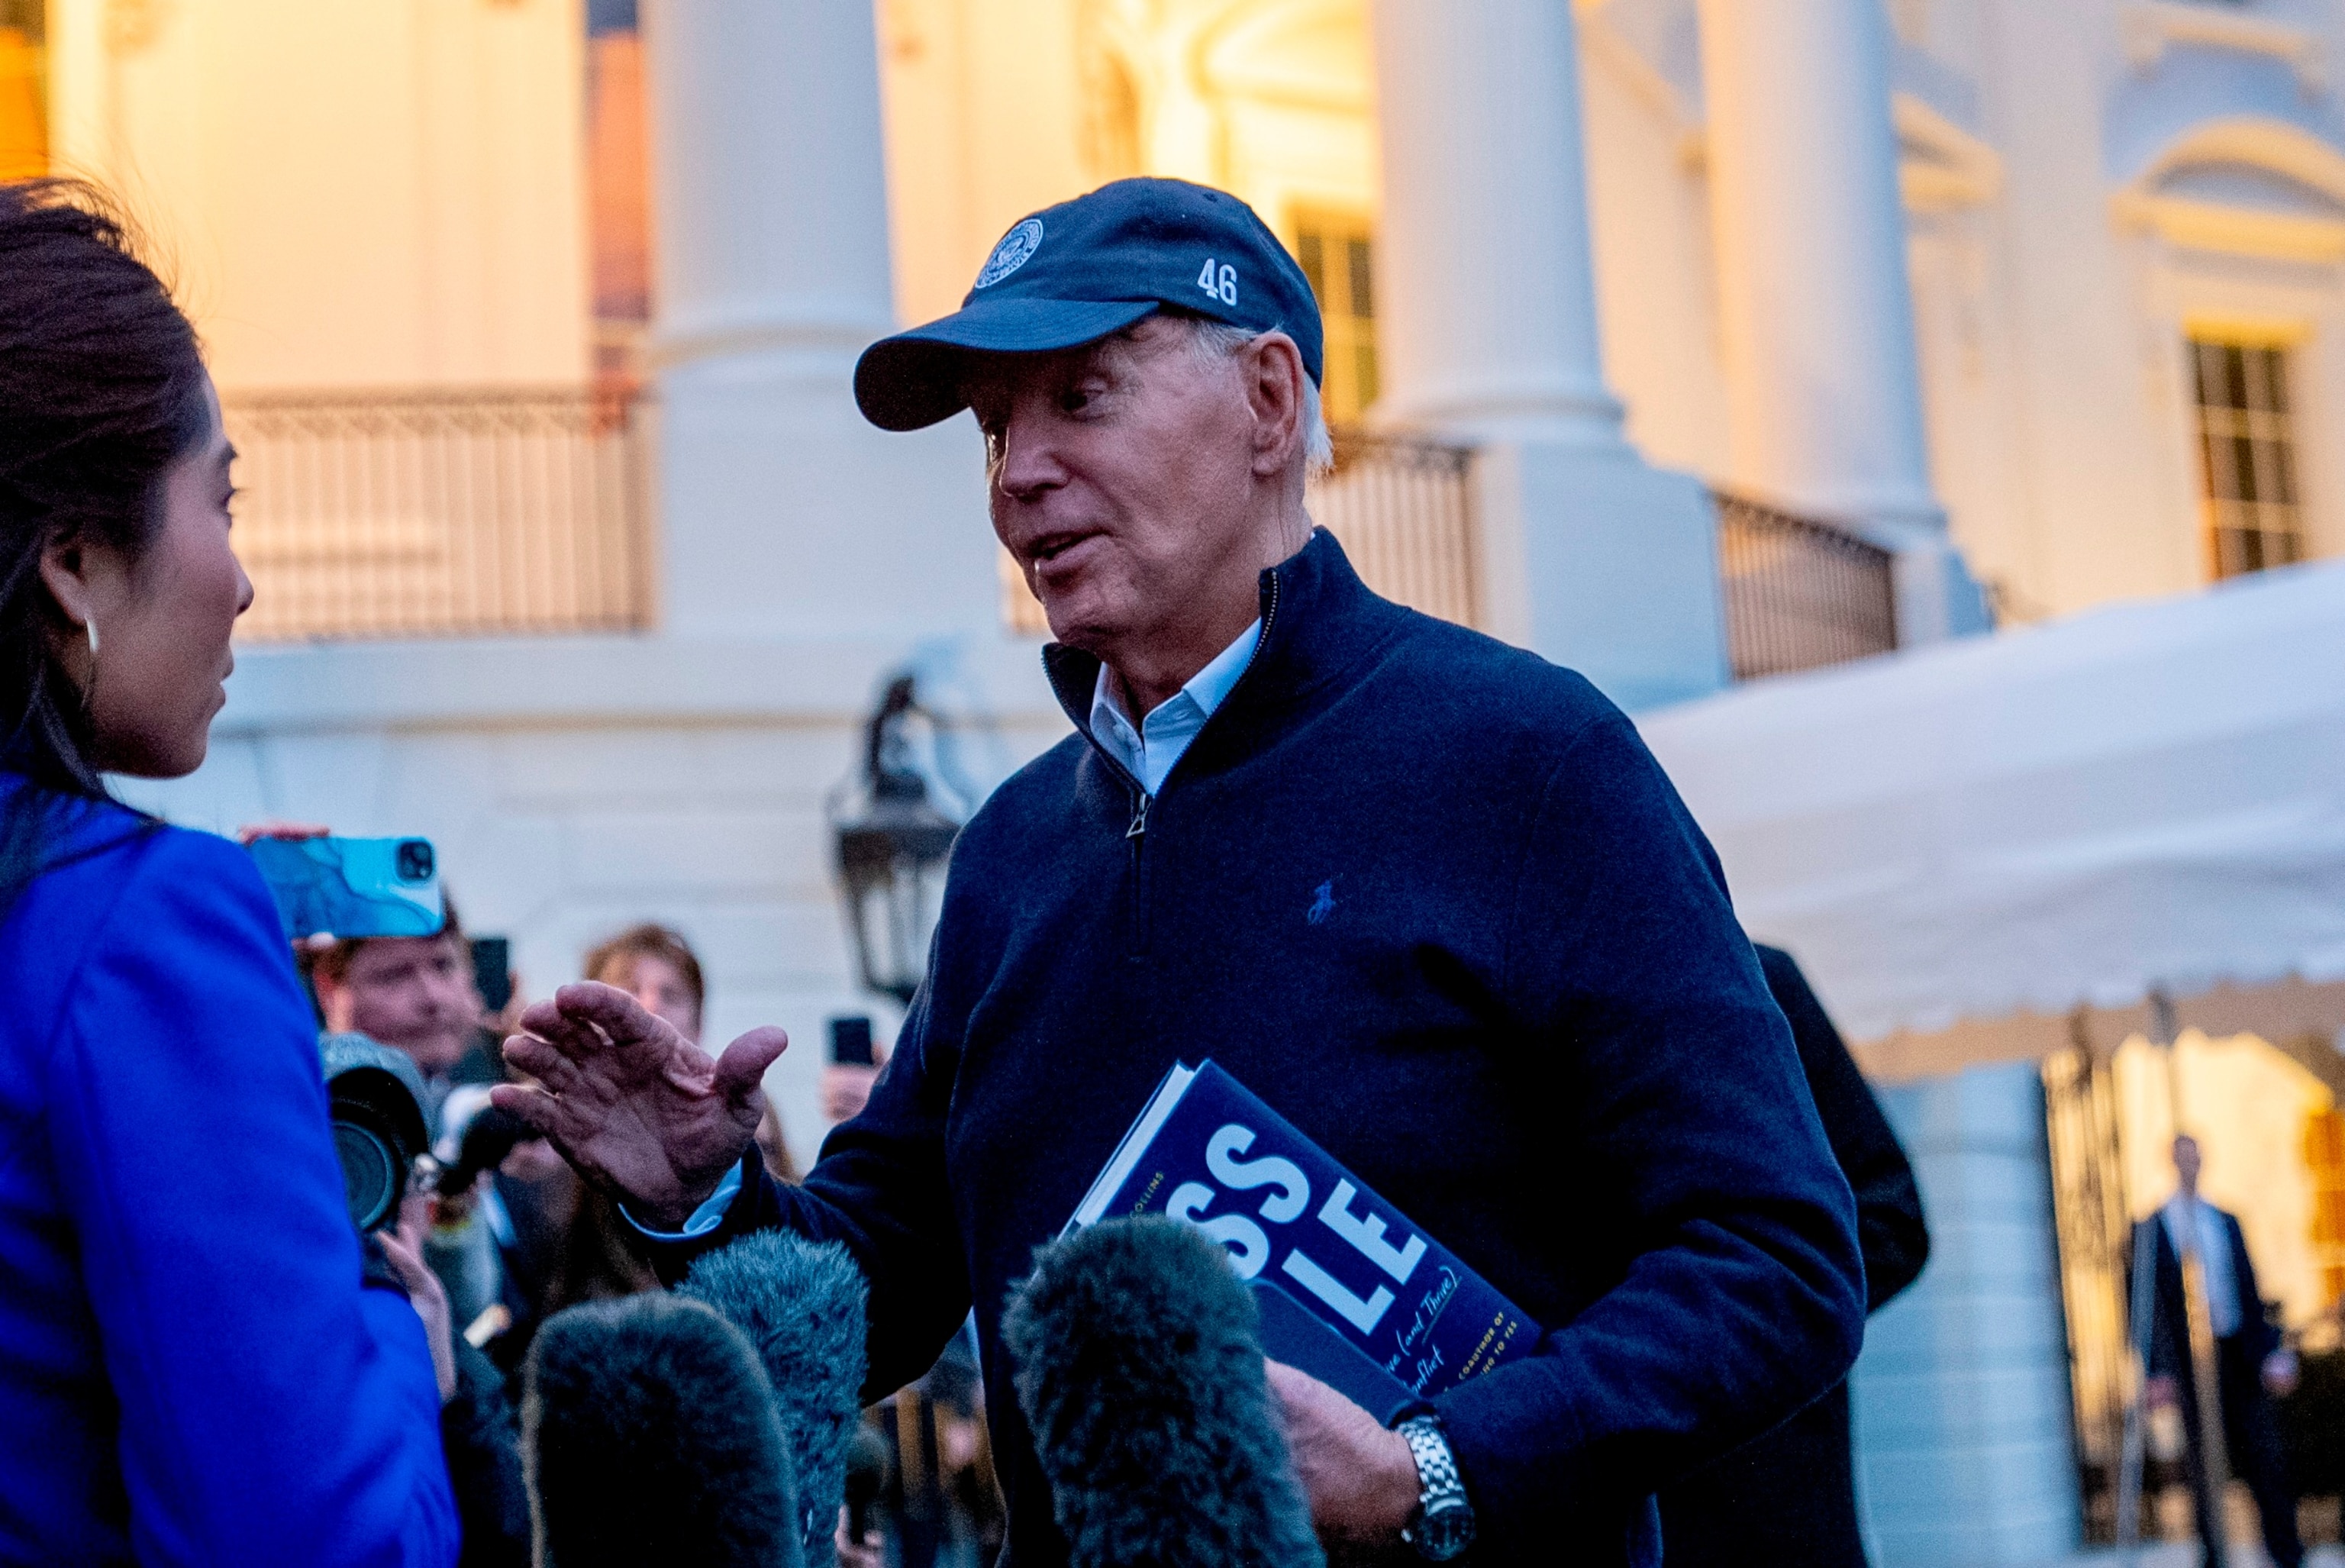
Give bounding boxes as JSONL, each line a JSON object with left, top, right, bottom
{"left": 2190, "top": 338, "right": 2305, "bottom": 580}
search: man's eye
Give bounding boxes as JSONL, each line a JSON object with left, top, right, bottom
{"left": 1059, "top": 386, "right": 1102, "bottom": 415}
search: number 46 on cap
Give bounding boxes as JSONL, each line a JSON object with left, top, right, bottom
{"left": 1198, "top": 258, "right": 1238, "bottom": 307}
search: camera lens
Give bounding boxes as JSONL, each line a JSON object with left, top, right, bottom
{"left": 318, "top": 1036, "right": 431, "bottom": 1234}
{"left": 395, "top": 840, "right": 434, "bottom": 882}
{"left": 335, "top": 1120, "right": 405, "bottom": 1234}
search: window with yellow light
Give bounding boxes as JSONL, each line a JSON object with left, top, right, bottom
{"left": 0, "top": 0, "right": 44, "bottom": 181}
{"left": 2186, "top": 324, "right": 2308, "bottom": 581}
{"left": 1291, "top": 211, "right": 1377, "bottom": 427}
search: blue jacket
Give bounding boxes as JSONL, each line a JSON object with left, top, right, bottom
{"left": 0, "top": 779, "right": 457, "bottom": 1566}
{"left": 652, "top": 532, "right": 1865, "bottom": 1565}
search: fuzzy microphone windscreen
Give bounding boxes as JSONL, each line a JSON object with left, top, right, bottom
{"left": 1004, "top": 1215, "right": 1325, "bottom": 1568}
{"left": 680, "top": 1231, "right": 871, "bottom": 1568}
{"left": 523, "top": 1293, "right": 802, "bottom": 1568}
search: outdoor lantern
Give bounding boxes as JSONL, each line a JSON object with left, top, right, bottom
{"left": 832, "top": 674, "right": 962, "bottom": 1005}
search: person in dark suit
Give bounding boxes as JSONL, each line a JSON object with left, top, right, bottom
{"left": 2140, "top": 1134, "right": 2303, "bottom": 1568}
{"left": 1657, "top": 944, "right": 1931, "bottom": 1566}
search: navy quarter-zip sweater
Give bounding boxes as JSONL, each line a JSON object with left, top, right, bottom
{"left": 652, "top": 530, "right": 1863, "bottom": 1565}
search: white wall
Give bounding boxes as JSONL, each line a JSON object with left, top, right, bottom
{"left": 47, "top": 0, "right": 591, "bottom": 389}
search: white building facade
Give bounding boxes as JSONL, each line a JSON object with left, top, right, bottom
{"left": 31, "top": 1, "right": 2345, "bottom": 1560}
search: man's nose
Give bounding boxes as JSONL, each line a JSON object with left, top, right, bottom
{"left": 993, "top": 402, "right": 1067, "bottom": 502}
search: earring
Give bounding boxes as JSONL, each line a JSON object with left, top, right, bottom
{"left": 86, "top": 618, "right": 99, "bottom": 657}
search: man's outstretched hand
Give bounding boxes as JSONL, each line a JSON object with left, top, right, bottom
{"left": 491, "top": 982, "right": 789, "bottom": 1231}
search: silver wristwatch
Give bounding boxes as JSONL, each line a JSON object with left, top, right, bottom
{"left": 1395, "top": 1414, "right": 1475, "bottom": 1560}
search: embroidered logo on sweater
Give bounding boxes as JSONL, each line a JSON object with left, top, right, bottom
{"left": 1307, "top": 880, "right": 1337, "bottom": 925}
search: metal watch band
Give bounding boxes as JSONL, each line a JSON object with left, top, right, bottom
{"left": 1396, "top": 1414, "right": 1474, "bottom": 1560}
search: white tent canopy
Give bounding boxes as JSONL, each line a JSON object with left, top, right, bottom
{"left": 1637, "top": 558, "right": 2345, "bottom": 1079}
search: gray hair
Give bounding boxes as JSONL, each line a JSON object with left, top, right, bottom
{"left": 1180, "top": 318, "right": 1337, "bottom": 476}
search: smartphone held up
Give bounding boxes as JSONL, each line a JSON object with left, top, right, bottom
{"left": 247, "top": 835, "right": 443, "bottom": 941}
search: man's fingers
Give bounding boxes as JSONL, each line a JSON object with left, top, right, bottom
{"left": 713, "top": 1027, "right": 792, "bottom": 1102}
{"left": 377, "top": 1226, "right": 439, "bottom": 1302}
{"left": 490, "top": 1081, "right": 590, "bottom": 1146}
{"left": 511, "top": 999, "right": 613, "bottom": 1070}
{"left": 500, "top": 1035, "right": 584, "bottom": 1095}
{"left": 550, "top": 980, "right": 669, "bottom": 1047}
{"left": 234, "top": 820, "right": 331, "bottom": 845}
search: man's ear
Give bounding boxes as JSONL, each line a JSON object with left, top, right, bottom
{"left": 1242, "top": 333, "right": 1307, "bottom": 477}
{"left": 312, "top": 966, "right": 353, "bottom": 1032}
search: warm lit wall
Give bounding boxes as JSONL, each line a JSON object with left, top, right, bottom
{"left": 877, "top": 0, "right": 1379, "bottom": 337}
{"left": 876, "top": 0, "right": 1089, "bottom": 329}
{"left": 46, "top": 0, "right": 592, "bottom": 390}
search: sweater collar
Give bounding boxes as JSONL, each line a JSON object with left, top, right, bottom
{"left": 1042, "top": 528, "right": 1395, "bottom": 763}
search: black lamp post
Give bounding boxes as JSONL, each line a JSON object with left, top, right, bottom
{"left": 832, "top": 674, "right": 961, "bottom": 1005}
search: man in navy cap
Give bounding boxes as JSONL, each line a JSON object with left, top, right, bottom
{"left": 499, "top": 178, "right": 1863, "bottom": 1566}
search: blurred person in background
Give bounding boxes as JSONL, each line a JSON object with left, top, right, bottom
{"left": 1657, "top": 944, "right": 1930, "bottom": 1566}
{"left": 309, "top": 897, "right": 501, "bottom": 1122}
{"left": 2142, "top": 1133, "right": 2303, "bottom": 1568}
{"left": 0, "top": 179, "right": 455, "bottom": 1564}
{"left": 588, "top": 921, "right": 802, "bottom": 1182}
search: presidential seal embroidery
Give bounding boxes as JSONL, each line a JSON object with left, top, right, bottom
{"left": 973, "top": 218, "right": 1044, "bottom": 289}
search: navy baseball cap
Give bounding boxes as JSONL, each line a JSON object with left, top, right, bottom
{"left": 853, "top": 177, "right": 1325, "bottom": 432}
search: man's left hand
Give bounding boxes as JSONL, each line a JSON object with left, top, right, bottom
{"left": 1264, "top": 1360, "right": 1418, "bottom": 1557}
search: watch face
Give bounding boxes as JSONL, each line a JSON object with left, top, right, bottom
{"left": 1416, "top": 1501, "right": 1476, "bottom": 1560}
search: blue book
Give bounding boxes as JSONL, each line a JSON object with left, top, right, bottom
{"left": 1066, "top": 1060, "right": 1538, "bottom": 1414}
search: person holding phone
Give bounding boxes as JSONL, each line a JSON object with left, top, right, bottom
{"left": 0, "top": 181, "right": 457, "bottom": 1565}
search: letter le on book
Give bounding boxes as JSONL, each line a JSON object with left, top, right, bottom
{"left": 1064, "top": 1060, "right": 1536, "bottom": 1421}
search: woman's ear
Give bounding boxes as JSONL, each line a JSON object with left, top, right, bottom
{"left": 38, "top": 531, "right": 134, "bottom": 657}
{"left": 38, "top": 533, "right": 97, "bottom": 636}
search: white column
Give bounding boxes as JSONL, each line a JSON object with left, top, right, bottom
{"left": 1369, "top": 0, "right": 1726, "bottom": 710}
{"left": 643, "top": 0, "right": 993, "bottom": 642}
{"left": 1696, "top": 0, "right": 1986, "bottom": 640}
{"left": 1369, "top": 0, "right": 1621, "bottom": 446}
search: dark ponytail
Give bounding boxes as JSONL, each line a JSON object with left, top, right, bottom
{"left": 0, "top": 179, "right": 208, "bottom": 908}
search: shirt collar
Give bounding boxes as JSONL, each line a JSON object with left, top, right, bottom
{"left": 1089, "top": 618, "right": 1263, "bottom": 790}
{"left": 1091, "top": 619, "right": 1262, "bottom": 730}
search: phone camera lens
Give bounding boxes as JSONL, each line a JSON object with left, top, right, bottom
{"left": 395, "top": 840, "right": 435, "bottom": 882}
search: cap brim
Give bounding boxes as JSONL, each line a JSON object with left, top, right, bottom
{"left": 853, "top": 297, "right": 1163, "bottom": 431}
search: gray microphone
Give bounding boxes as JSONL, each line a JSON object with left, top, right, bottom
{"left": 523, "top": 1292, "right": 801, "bottom": 1568}
{"left": 680, "top": 1231, "right": 872, "bottom": 1568}
{"left": 1005, "top": 1215, "right": 1324, "bottom": 1568}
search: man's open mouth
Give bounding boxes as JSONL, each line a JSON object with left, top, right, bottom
{"left": 1028, "top": 529, "right": 1104, "bottom": 566}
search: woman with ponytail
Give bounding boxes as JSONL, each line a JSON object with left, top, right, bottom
{"left": 0, "top": 181, "right": 457, "bottom": 1566}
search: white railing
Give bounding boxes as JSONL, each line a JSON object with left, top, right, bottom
{"left": 223, "top": 386, "right": 655, "bottom": 643}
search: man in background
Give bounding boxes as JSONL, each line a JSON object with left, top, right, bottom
{"left": 2142, "top": 1133, "right": 2302, "bottom": 1568}
{"left": 498, "top": 176, "right": 1863, "bottom": 1566}
{"left": 310, "top": 902, "right": 497, "bottom": 1121}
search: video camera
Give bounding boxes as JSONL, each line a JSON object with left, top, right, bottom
{"left": 318, "top": 1033, "right": 432, "bottom": 1234}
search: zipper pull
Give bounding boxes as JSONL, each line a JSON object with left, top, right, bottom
{"left": 1127, "top": 791, "right": 1150, "bottom": 838}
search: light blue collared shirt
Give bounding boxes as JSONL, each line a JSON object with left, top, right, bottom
{"left": 630, "top": 620, "right": 1265, "bottom": 1242}
{"left": 2163, "top": 1195, "right": 2242, "bottom": 1337}
{"left": 1088, "top": 619, "right": 1263, "bottom": 797}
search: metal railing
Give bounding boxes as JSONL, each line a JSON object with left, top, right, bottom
{"left": 222, "top": 387, "right": 655, "bottom": 643}
{"left": 1311, "top": 429, "right": 1479, "bottom": 628}
{"left": 1000, "top": 427, "right": 1479, "bottom": 637}
{"left": 1714, "top": 491, "right": 1898, "bottom": 679}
